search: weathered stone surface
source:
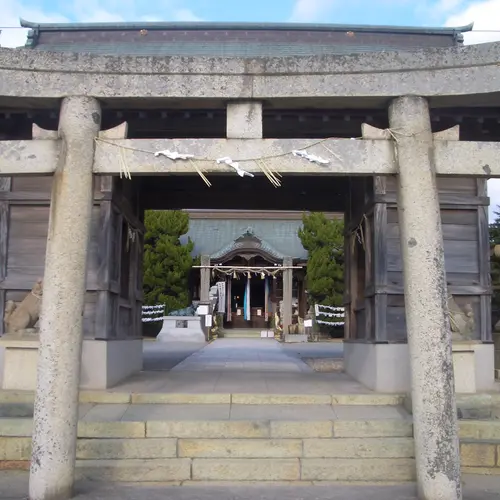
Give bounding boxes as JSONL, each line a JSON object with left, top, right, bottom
{"left": 0, "top": 460, "right": 30, "bottom": 470}
{"left": 0, "top": 437, "right": 32, "bottom": 460}
{"left": 2, "top": 42, "right": 500, "bottom": 100}
{"left": 76, "top": 438, "right": 177, "bottom": 459}
{"left": 0, "top": 391, "right": 34, "bottom": 404}
{"left": 303, "top": 438, "right": 414, "bottom": 458}
{"left": 147, "top": 421, "right": 270, "bottom": 438}
{"left": 389, "top": 96, "right": 461, "bottom": 500}
{"left": 301, "top": 458, "right": 416, "bottom": 481}
{"left": 93, "top": 138, "right": 395, "bottom": 176}
{"left": 460, "top": 442, "right": 496, "bottom": 467}
{"left": 79, "top": 391, "right": 131, "bottom": 404}
{"left": 29, "top": 96, "right": 102, "bottom": 500}
{"left": 270, "top": 421, "right": 332, "bottom": 438}
{"left": 227, "top": 102, "right": 263, "bottom": 139}
{"left": 459, "top": 421, "right": 500, "bottom": 440}
{"left": 77, "top": 422, "right": 146, "bottom": 439}
{"left": 0, "top": 403, "right": 33, "bottom": 418}
{"left": 75, "top": 459, "right": 191, "bottom": 481}
{"left": 131, "top": 393, "right": 230, "bottom": 404}
{"left": 461, "top": 466, "right": 500, "bottom": 475}
{"left": 0, "top": 419, "right": 32, "bottom": 437}
{"left": 333, "top": 420, "right": 413, "bottom": 438}
{"left": 0, "top": 141, "right": 58, "bottom": 175}
{"left": 232, "top": 394, "right": 331, "bottom": 405}
{"left": 192, "top": 458, "right": 300, "bottom": 481}
{"left": 331, "top": 395, "right": 404, "bottom": 406}
{"left": 179, "top": 439, "right": 302, "bottom": 458}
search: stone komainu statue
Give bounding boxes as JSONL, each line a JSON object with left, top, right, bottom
{"left": 4, "top": 279, "right": 43, "bottom": 334}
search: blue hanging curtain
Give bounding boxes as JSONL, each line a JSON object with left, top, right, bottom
{"left": 244, "top": 275, "right": 251, "bottom": 321}
{"left": 264, "top": 276, "right": 270, "bottom": 319}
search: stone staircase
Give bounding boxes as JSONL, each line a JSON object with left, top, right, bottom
{"left": 221, "top": 329, "right": 270, "bottom": 339}
{"left": 1, "top": 391, "right": 499, "bottom": 483}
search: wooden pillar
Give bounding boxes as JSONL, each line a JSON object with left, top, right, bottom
{"left": 282, "top": 257, "right": 293, "bottom": 335}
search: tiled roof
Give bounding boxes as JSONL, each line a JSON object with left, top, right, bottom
{"left": 18, "top": 19, "right": 473, "bottom": 56}
{"left": 180, "top": 218, "right": 307, "bottom": 260}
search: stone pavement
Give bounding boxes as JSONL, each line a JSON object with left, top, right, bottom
{"left": 115, "top": 338, "right": 357, "bottom": 395}
{"left": 2, "top": 472, "right": 500, "bottom": 500}
{"left": 142, "top": 341, "right": 206, "bottom": 371}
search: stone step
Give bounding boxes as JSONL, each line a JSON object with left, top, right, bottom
{"left": 1, "top": 419, "right": 499, "bottom": 480}
{"left": 0, "top": 418, "right": 415, "bottom": 439}
{"left": 71, "top": 457, "right": 418, "bottom": 482}
{"left": 0, "top": 390, "right": 405, "bottom": 406}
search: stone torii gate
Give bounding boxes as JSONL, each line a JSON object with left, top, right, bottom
{"left": 2, "top": 42, "right": 500, "bottom": 500}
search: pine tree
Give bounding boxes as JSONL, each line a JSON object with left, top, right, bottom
{"left": 298, "top": 212, "right": 344, "bottom": 306}
{"left": 143, "top": 210, "right": 196, "bottom": 313}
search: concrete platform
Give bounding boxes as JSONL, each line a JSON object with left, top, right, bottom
{"left": 2, "top": 474, "right": 500, "bottom": 500}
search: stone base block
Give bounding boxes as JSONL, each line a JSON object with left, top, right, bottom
{"left": 0, "top": 337, "right": 39, "bottom": 391}
{"left": 0, "top": 338, "right": 143, "bottom": 391}
{"left": 157, "top": 316, "right": 205, "bottom": 343}
{"left": 344, "top": 341, "right": 495, "bottom": 393}
{"left": 284, "top": 334, "right": 308, "bottom": 343}
{"left": 452, "top": 342, "right": 476, "bottom": 393}
{"left": 80, "top": 339, "right": 143, "bottom": 389}
{"left": 343, "top": 342, "right": 411, "bottom": 393}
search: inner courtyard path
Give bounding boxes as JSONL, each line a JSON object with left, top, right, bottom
{"left": 115, "top": 338, "right": 360, "bottom": 395}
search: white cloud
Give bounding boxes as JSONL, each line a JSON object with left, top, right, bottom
{"left": 0, "top": 0, "right": 68, "bottom": 48}
{"left": 173, "top": 8, "right": 204, "bottom": 22}
{"left": 443, "top": 0, "right": 500, "bottom": 219}
{"left": 289, "top": 0, "right": 336, "bottom": 22}
{"left": 445, "top": 0, "right": 500, "bottom": 44}
{"left": 0, "top": 0, "right": 204, "bottom": 48}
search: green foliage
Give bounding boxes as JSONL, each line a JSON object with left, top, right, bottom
{"left": 143, "top": 210, "right": 196, "bottom": 313}
{"left": 298, "top": 212, "right": 344, "bottom": 306}
{"left": 490, "top": 206, "right": 500, "bottom": 311}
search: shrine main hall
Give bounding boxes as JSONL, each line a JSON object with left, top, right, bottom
{"left": 1, "top": 18, "right": 500, "bottom": 500}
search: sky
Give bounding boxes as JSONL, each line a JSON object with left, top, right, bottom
{"left": 1, "top": 0, "right": 500, "bottom": 217}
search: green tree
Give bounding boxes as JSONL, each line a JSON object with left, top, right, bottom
{"left": 298, "top": 212, "right": 344, "bottom": 306}
{"left": 143, "top": 210, "right": 196, "bottom": 313}
{"left": 490, "top": 206, "right": 500, "bottom": 314}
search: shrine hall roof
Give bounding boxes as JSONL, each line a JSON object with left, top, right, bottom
{"left": 19, "top": 19, "right": 473, "bottom": 57}
{"left": 180, "top": 217, "right": 308, "bottom": 261}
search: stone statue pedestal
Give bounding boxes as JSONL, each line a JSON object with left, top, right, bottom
{"left": 0, "top": 334, "right": 40, "bottom": 390}
{"left": 157, "top": 316, "right": 206, "bottom": 343}
{"left": 451, "top": 341, "right": 479, "bottom": 393}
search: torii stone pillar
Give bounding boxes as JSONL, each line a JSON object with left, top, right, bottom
{"left": 29, "top": 96, "right": 101, "bottom": 500}
{"left": 282, "top": 257, "right": 293, "bottom": 335}
{"left": 389, "top": 96, "right": 461, "bottom": 500}
{"left": 200, "top": 255, "right": 211, "bottom": 302}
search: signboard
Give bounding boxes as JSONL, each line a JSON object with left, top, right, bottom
{"left": 197, "top": 305, "right": 209, "bottom": 315}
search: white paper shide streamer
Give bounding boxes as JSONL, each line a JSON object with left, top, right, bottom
{"left": 314, "top": 304, "right": 345, "bottom": 327}
{"left": 216, "top": 157, "right": 254, "bottom": 178}
{"left": 292, "top": 150, "right": 329, "bottom": 165}
{"left": 154, "top": 150, "right": 194, "bottom": 160}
